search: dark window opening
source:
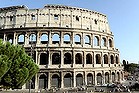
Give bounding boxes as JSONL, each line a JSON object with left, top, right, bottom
{"left": 64, "top": 53, "right": 72, "bottom": 64}
{"left": 52, "top": 53, "right": 61, "bottom": 64}
{"left": 76, "top": 16, "right": 79, "bottom": 21}
{"left": 54, "top": 14, "right": 58, "bottom": 20}
{"left": 109, "top": 39, "right": 113, "bottom": 47}
{"left": 104, "top": 54, "right": 108, "bottom": 64}
{"left": 7, "top": 34, "right": 14, "bottom": 44}
{"left": 97, "top": 73, "right": 102, "bottom": 85}
{"left": 40, "top": 53, "right": 48, "bottom": 65}
{"left": 76, "top": 74, "right": 83, "bottom": 86}
{"left": 86, "top": 54, "right": 92, "bottom": 64}
{"left": 96, "top": 54, "right": 101, "bottom": 64}
{"left": 26, "top": 76, "right": 35, "bottom": 89}
{"left": 94, "top": 19, "right": 97, "bottom": 24}
{"left": 52, "top": 74, "right": 61, "bottom": 88}
{"left": 111, "top": 55, "right": 114, "bottom": 64}
{"left": 31, "top": 15, "right": 35, "bottom": 20}
{"left": 116, "top": 56, "right": 119, "bottom": 64}
{"left": 10, "top": 16, "right": 13, "bottom": 21}
{"left": 39, "top": 74, "right": 48, "bottom": 89}
{"left": 87, "top": 73, "right": 93, "bottom": 85}
{"left": 64, "top": 73, "right": 72, "bottom": 87}
{"left": 75, "top": 53, "right": 82, "bottom": 64}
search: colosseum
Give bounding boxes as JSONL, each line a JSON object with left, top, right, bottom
{"left": 0, "top": 5, "right": 123, "bottom": 90}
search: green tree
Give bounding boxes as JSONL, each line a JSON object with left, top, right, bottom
{"left": 0, "top": 40, "right": 39, "bottom": 89}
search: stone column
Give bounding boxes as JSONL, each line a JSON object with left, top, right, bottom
{"left": 94, "top": 71, "right": 97, "bottom": 85}
{"left": 48, "top": 31, "right": 52, "bottom": 45}
{"left": 109, "top": 71, "right": 112, "bottom": 83}
{"left": 101, "top": 52, "right": 103, "bottom": 67}
{"left": 61, "top": 72, "right": 64, "bottom": 88}
{"left": 60, "top": 32, "right": 63, "bottom": 47}
{"left": 83, "top": 51, "right": 86, "bottom": 67}
{"left": 60, "top": 50, "right": 63, "bottom": 67}
{"left": 48, "top": 72, "right": 51, "bottom": 89}
{"left": 35, "top": 50, "right": 39, "bottom": 64}
{"left": 48, "top": 51, "right": 52, "bottom": 66}
{"left": 13, "top": 32, "right": 17, "bottom": 45}
{"left": 102, "top": 71, "right": 105, "bottom": 85}
{"left": 73, "top": 71, "right": 76, "bottom": 87}
{"left": 35, "top": 73, "right": 39, "bottom": 90}
{"left": 36, "top": 32, "right": 40, "bottom": 44}
{"left": 84, "top": 72, "right": 87, "bottom": 85}
{"left": 3, "top": 33, "right": 6, "bottom": 42}
{"left": 72, "top": 50, "right": 75, "bottom": 67}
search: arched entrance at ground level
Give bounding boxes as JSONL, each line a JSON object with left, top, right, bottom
{"left": 112, "top": 72, "right": 115, "bottom": 83}
{"left": 39, "top": 74, "right": 48, "bottom": 89}
{"left": 87, "top": 73, "right": 93, "bottom": 85}
{"left": 76, "top": 74, "right": 83, "bottom": 86}
{"left": 117, "top": 72, "right": 120, "bottom": 81}
{"left": 52, "top": 74, "right": 61, "bottom": 88}
{"left": 64, "top": 73, "right": 72, "bottom": 88}
{"left": 105, "top": 72, "right": 109, "bottom": 84}
{"left": 97, "top": 73, "right": 102, "bottom": 85}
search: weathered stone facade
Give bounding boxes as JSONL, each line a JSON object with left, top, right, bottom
{"left": 0, "top": 5, "right": 123, "bottom": 90}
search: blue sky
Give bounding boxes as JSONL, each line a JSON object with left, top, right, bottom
{"left": 0, "top": 0, "right": 139, "bottom": 63}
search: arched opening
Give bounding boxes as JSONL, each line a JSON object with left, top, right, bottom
{"left": 116, "top": 56, "right": 119, "bottom": 64}
{"left": 64, "top": 34, "right": 70, "bottom": 44}
{"left": 64, "top": 73, "right": 72, "bottom": 87}
{"left": 104, "top": 54, "right": 108, "bottom": 64}
{"left": 117, "top": 72, "right": 120, "bottom": 81}
{"left": 40, "top": 53, "right": 48, "bottom": 65}
{"left": 64, "top": 53, "right": 72, "bottom": 64}
{"left": 52, "top": 33, "right": 60, "bottom": 44}
{"left": 109, "top": 39, "right": 113, "bottom": 47}
{"left": 94, "top": 36, "right": 99, "bottom": 46}
{"left": 110, "top": 55, "right": 114, "bottom": 64}
{"left": 52, "top": 74, "right": 60, "bottom": 88}
{"left": 52, "top": 53, "right": 61, "bottom": 64}
{"left": 29, "top": 33, "right": 36, "bottom": 44}
{"left": 74, "top": 34, "right": 81, "bottom": 44}
{"left": 87, "top": 73, "right": 93, "bottom": 85}
{"left": 102, "top": 37, "right": 106, "bottom": 47}
{"left": 96, "top": 54, "right": 101, "bottom": 64}
{"left": 97, "top": 73, "right": 102, "bottom": 85}
{"left": 18, "top": 34, "right": 25, "bottom": 44}
{"left": 76, "top": 74, "right": 83, "bottom": 86}
{"left": 39, "top": 74, "right": 48, "bottom": 89}
{"left": 112, "top": 72, "right": 115, "bottom": 83}
{"left": 40, "top": 34, "right": 48, "bottom": 44}
{"left": 105, "top": 72, "right": 109, "bottom": 84}
{"left": 75, "top": 53, "right": 82, "bottom": 64}
{"left": 86, "top": 53, "right": 92, "bottom": 64}
{"left": 84, "top": 35, "right": 90, "bottom": 45}
{"left": 7, "top": 34, "right": 14, "bottom": 44}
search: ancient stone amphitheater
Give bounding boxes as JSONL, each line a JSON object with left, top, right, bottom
{"left": 0, "top": 5, "right": 123, "bottom": 90}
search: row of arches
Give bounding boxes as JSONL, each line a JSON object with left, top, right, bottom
{"left": 18, "top": 33, "right": 113, "bottom": 47}
{"left": 0, "top": 32, "right": 113, "bottom": 48}
{"left": 39, "top": 52, "right": 119, "bottom": 65}
{"left": 38, "top": 71, "right": 122, "bottom": 89}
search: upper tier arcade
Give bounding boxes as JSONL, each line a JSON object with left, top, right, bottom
{"left": 0, "top": 4, "right": 111, "bottom": 33}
